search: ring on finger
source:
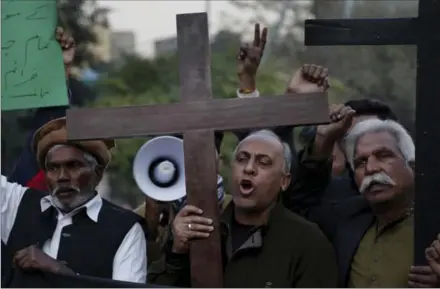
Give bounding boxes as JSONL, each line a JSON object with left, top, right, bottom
{"left": 188, "top": 223, "right": 192, "bottom": 231}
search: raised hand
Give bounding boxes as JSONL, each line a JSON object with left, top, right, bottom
{"left": 310, "top": 104, "right": 356, "bottom": 160}
{"left": 55, "top": 27, "right": 76, "bottom": 76}
{"left": 286, "top": 64, "right": 330, "bottom": 94}
{"left": 236, "top": 23, "right": 268, "bottom": 90}
{"left": 319, "top": 104, "right": 356, "bottom": 141}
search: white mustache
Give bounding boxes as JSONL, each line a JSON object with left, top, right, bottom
{"left": 359, "top": 172, "right": 396, "bottom": 194}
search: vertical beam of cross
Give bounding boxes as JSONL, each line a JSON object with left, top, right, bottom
{"left": 66, "top": 12, "right": 329, "bottom": 287}
{"left": 304, "top": 0, "right": 440, "bottom": 264}
{"left": 413, "top": 0, "right": 440, "bottom": 265}
{"left": 176, "top": 13, "right": 223, "bottom": 287}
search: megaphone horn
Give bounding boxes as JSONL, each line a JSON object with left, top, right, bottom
{"left": 133, "top": 136, "right": 186, "bottom": 202}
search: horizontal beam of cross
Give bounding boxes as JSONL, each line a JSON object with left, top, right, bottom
{"left": 305, "top": 18, "right": 417, "bottom": 46}
{"left": 66, "top": 93, "right": 329, "bottom": 140}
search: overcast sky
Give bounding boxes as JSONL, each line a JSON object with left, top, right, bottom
{"left": 98, "top": 1, "right": 239, "bottom": 57}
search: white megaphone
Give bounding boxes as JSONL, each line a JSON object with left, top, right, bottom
{"left": 133, "top": 136, "right": 186, "bottom": 202}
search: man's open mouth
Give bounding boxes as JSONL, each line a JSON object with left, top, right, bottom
{"left": 239, "top": 179, "right": 255, "bottom": 195}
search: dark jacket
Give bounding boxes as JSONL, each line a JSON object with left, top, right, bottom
{"left": 308, "top": 197, "right": 374, "bottom": 287}
{"left": 3, "top": 189, "right": 146, "bottom": 287}
{"left": 322, "top": 174, "right": 359, "bottom": 203}
{"left": 285, "top": 148, "right": 374, "bottom": 287}
{"left": 147, "top": 202, "right": 338, "bottom": 288}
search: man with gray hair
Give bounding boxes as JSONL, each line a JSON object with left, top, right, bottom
{"left": 149, "top": 129, "right": 338, "bottom": 287}
{"left": 299, "top": 117, "right": 438, "bottom": 288}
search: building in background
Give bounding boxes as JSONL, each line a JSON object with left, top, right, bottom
{"left": 154, "top": 36, "right": 177, "bottom": 56}
{"left": 111, "top": 31, "right": 136, "bottom": 61}
{"left": 88, "top": 8, "right": 112, "bottom": 64}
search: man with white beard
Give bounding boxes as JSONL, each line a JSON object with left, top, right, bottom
{"left": 1, "top": 117, "right": 147, "bottom": 287}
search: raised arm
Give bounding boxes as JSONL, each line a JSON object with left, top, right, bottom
{"left": 234, "top": 31, "right": 333, "bottom": 213}
{"left": 1, "top": 176, "right": 27, "bottom": 244}
{"left": 8, "top": 27, "right": 75, "bottom": 188}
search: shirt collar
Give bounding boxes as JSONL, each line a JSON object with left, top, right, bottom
{"left": 40, "top": 194, "right": 103, "bottom": 222}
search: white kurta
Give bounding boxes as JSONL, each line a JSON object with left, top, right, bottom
{"left": 1, "top": 175, "right": 147, "bottom": 283}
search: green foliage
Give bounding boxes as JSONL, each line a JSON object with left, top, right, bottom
{"left": 307, "top": 0, "right": 417, "bottom": 133}
{"left": 91, "top": 48, "right": 286, "bottom": 206}
{"left": 57, "top": 0, "right": 106, "bottom": 67}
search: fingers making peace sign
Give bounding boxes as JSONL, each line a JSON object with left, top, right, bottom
{"left": 237, "top": 23, "right": 268, "bottom": 77}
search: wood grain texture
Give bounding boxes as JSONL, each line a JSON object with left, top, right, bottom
{"left": 183, "top": 130, "right": 222, "bottom": 287}
{"left": 65, "top": 13, "right": 331, "bottom": 288}
{"left": 177, "top": 13, "right": 212, "bottom": 102}
{"left": 66, "top": 93, "right": 329, "bottom": 141}
{"left": 176, "top": 13, "right": 223, "bottom": 287}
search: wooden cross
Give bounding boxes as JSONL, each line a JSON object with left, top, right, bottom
{"left": 66, "top": 13, "right": 329, "bottom": 287}
{"left": 304, "top": 0, "right": 440, "bottom": 265}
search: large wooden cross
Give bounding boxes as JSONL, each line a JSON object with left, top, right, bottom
{"left": 66, "top": 13, "right": 329, "bottom": 287}
{"left": 305, "top": 0, "right": 440, "bottom": 265}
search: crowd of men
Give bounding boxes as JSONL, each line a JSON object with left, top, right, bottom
{"left": 2, "top": 24, "right": 440, "bottom": 288}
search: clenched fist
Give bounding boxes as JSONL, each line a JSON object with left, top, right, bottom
{"left": 55, "top": 27, "right": 76, "bottom": 77}
{"left": 286, "top": 64, "right": 330, "bottom": 94}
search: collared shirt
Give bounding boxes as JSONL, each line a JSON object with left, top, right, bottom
{"left": 348, "top": 212, "right": 414, "bottom": 288}
{"left": 1, "top": 175, "right": 147, "bottom": 283}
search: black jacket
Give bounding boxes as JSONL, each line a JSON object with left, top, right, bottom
{"left": 148, "top": 202, "right": 338, "bottom": 288}
{"left": 284, "top": 149, "right": 375, "bottom": 287}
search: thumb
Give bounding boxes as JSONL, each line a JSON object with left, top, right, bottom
{"left": 341, "top": 110, "right": 356, "bottom": 126}
{"left": 427, "top": 253, "right": 440, "bottom": 274}
{"left": 427, "top": 257, "right": 440, "bottom": 274}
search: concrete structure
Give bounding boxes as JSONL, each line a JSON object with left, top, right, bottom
{"left": 154, "top": 36, "right": 177, "bottom": 56}
{"left": 89, "top": 25, "right": 112, "bottom": 63}
{"left": 111, "top": 31, "right": 136, "bottom": 61}
{"left": 87, "top": 8, "right": 112, "bottom": 64}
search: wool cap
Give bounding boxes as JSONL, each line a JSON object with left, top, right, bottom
{"left": 32, "top": 117, "right": 115, "bottom": 169}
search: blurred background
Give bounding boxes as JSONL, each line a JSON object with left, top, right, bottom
{"left": 1, "top": 0, "right": 418, "bottom": 209}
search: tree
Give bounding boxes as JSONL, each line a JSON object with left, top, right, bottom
{"left": 308, "top": 0, "right": 417, "bottom": 132}
{"left": 225, "top": 0, "right": 313, "bottom": 68}
{"left": 228, "top": 0, "right": 417, "bottom": 133}
{"left": 57, "top": 0, "right": 111, "bottom": 68}
{"left": 91, "top": 40, "right": 287, "bottom": 207}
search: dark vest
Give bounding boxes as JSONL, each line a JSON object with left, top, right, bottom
{"left": 3, "top": 189, "right": 146, "bottom": 287}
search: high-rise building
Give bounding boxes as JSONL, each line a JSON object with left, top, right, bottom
{"left": 89, "top": 25, "right": 112, "bottom": 63}
{"left": 87, "top": 8, "right": 112, "bottom": 64}
{"left": 154, "top": 36, "right": 177, "bottom": 56}
{"left": 111, "top": 31, "right": 136, "bottom": 61}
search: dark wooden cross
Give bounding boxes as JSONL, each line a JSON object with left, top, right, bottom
{"left": 305, "top": 0, "right": 440, "bottom": 265}
{"left": 66, "top": 13, "right": 329, "bottom": 287}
